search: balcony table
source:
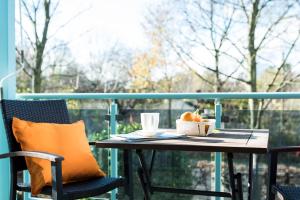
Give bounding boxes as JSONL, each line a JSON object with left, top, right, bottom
{"left": 96, "top": 129, "right": 269, "bottom": 200}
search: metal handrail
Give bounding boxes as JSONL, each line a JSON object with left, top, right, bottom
{"left": 16, "top": 92, "right": 300, "bottom": 200}
{"left": 17, "top": 92, "right": 300, "bottom": 100}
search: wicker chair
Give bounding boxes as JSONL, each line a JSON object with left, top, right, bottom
{"left": 0, "top": 99, "right": 123, "bottom": 200}
{"left": 267, "top": 147, "right": 300, "bottom": 200}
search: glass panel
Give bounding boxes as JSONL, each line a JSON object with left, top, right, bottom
{"left": 64, "top": 98, "right": 300, "bottom": 200}
{"left": 222, "top": 99, "right": 300, "bottom": 200}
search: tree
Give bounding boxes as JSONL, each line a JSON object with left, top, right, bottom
{"left": 165, "top": 0, "right": 300, "bottom": 128}
{"left": 16, "top": 0, "right": 88, "bottom": 92}
{"left": 76, "top": 44, "right": 132, "bottom": 93}
{"left": 129, "top": 52, "right": 157, "bottom": 93}
{"left": 167, "top": 0, "right": 244, "bottom": 92}
{"left": 239, "top": 0, "right": 300, "bottom": 128}
{"left": 135, "top": 3, "right": 184, "bottom": 126}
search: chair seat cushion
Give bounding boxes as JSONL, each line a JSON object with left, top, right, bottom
{"left": 12, "top": 118, "right": 106, "bottom": 195}
{"left": 273, "top": 185, "right": 300, "bottom": 200}
{"left": 43, "top": 177, "right": 124, "bottom": 199}
{"left": 18, "top": 177, "right": 124, "bottom": 199}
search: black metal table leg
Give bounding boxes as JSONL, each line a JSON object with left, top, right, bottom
{"left": 228, "top": 153, "right": 236, "bottom": 200}
{"left": 124, "top": 149, "right": 134, "bottom": 200}
{"left": 248, "top": 153, "right": 253, "bottom": 200}
{"left": 236, "top": 173, "right": 243, "bottom": 200}
{"left": 138, "top": 167, "right": 151, "bottom": 200}
{"left": 149, "top": 150, "right": 156, "bottom": 176}
{"left": 136, "top": 149, "right": 153, "bottom": 199}
{"left": 267, "top": 152, "right": 278, "bottom": 200}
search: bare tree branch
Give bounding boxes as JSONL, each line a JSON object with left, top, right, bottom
{"left": 239, "top": 0, "right": 250, "bottom": 23}
{"left": 266, "top": 30, "right": 300, "bottom": 92}
{"left": 48, "top": 5, "right": 91, "bottom": 39}
{"left": 21, "top": 0, "right": 34, "bottom": 23}
{"left": 221, "top": 66, "right": 243, "bottom": 84}
{"left": 172, "top": 39, "right": 250, "bottom": 84}
{"left": 167, "top": 40, "right": 214, "bottom": 85}
{"left": 256, "top": 4, "right": 292, "bottom": 51}
{"left": 16, "top": 47, "right": 34, "bottom": 71}
{"left": 49, "top": 1, "right": 59, "bottom": 18}
{"left": 15, "top": 21, "right": 36, "bottom": 49}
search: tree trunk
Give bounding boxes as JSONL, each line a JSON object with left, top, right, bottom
{"left": 248, "top": 2, "right": 261, "bottom": 199}
{"left": 32, "top": 0, "right": 51, "bottom": 93}
{"left": 168, "top": 99, "right": 172, "bottom": 128}
{"left": 215, "top": 49, "right": 221, "bottom": 92}
{"left": 34, "top": 50, "right": 43, "bottom": 93}
{"left": 248, "top": 0, "right": 259, "bottom": 129}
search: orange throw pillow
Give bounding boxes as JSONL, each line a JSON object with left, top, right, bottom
{"left": 12, "top": 117, "right": 106, "bottom": 195}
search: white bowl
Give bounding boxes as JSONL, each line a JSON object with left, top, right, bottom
{"left": 176, "top": 119, "right": 215, "bottom": 136}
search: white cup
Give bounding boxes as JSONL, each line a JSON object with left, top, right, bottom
{"left": 140, "top": 113, "right": 160, "bottom": 134}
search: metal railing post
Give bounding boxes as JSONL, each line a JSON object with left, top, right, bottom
{"left": 214, "top": 98, "right": 222, "bottom": 200}
{"left": 23, "top": 171, "right": 31, "bottom": 200}
{"left": 110, "top": 101, "right": 118, "bottom": 200}
{"left": 0, "top": 0, "right": 16, "bottom": 199}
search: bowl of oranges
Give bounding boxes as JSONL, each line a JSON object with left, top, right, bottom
{"left": 176, "top": 111, "right": 215, "bottom": 136}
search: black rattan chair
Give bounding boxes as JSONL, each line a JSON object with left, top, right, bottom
{"left": 0, "top": 99, "right": 123, "bottom": 200}
{"left": 267, "top": 147, "right": 300, "bottom": 200}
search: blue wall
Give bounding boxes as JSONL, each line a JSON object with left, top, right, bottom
{"left": 0, "top": 0, "right": 16, "bottom": 199}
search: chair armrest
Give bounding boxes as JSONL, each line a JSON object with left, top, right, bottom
{"left": 0, "top": 151, "right": 64, "bottom": 162}
{"left": 89, "top": 141, "right": 96, "bottom": 146}
{"left": 0, "top": 151, "right": 64, "bottom": 198}
{"left": 269, "top": 146, "right": 300, "bottom": 153}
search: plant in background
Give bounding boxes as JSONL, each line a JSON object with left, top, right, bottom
{"left": 89, "top": 122, "right": 142, "bottom": 141}
{"left": 117, "top": 122, "right": 142, "bottom": 134}
{"left": 89, "top": 129, "right": 109, "bottom": 141}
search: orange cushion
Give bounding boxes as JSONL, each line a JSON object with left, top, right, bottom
{"left": 12, "top": 117, "right": 106, "bottom": 195}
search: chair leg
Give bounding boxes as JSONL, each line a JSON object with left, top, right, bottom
{"left": 9, "top": 161, "right": 17, "bottom": 200}
{"left": 51, "top": 161, "right": 63, "bottom": 200}
{"left": 10, "top": 171, "right": 17, "bottom": 200}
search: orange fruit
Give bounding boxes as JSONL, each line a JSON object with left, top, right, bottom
{"left": 180, "top": 112, "right": 194, "bottom": 121}
{"left": 192, "top": 114, "right": 202, "bottom": 122}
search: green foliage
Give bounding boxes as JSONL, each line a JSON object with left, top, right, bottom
{"left": 89, "top": 130, "right": 109, "bottom": 141}
{"left": 117, "top": 122, "right": 142, "bottom": 134}
{"left": 89, "top": 122, "right": 142, "bottom": 141}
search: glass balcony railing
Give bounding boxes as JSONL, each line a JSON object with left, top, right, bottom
{"left": 17, "top": 92, "right": 300, "bottom": 200}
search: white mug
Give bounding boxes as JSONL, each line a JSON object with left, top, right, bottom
{"left": 140, "top": 113, "right": 160, "bottom": 134}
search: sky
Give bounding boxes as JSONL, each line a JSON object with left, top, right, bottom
{"left": 15, "top": 0, "right": 300, "bottom": 79}
{"left": 51, "top": 0, "right": 152, "bottom": 64}
{"left": 15, "top": 0, "right": 154, "bottom": 64}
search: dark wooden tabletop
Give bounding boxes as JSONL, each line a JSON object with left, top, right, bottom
{"left": 95, "top": 129, "right": 269, "bottom": 154}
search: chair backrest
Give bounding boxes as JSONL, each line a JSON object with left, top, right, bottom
{"left": 0, "top": 99, "right": 70, "bottom": 171}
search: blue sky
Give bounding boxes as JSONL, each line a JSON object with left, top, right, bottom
{"left": 15, "top": 0, "right": 300, "bottom": 78}
{"left": 15, "top": 0, "right": 154, "bottom": 64}
{"left": 53, "top": 0, "right": 152, "bottom": 64}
